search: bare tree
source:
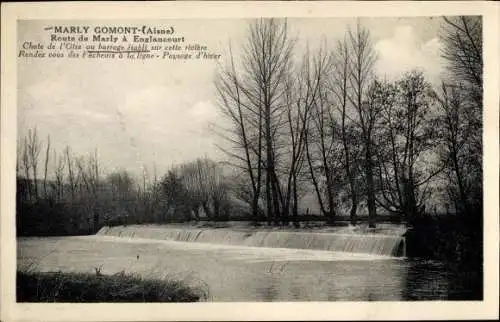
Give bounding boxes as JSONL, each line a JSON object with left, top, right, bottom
{"left": 17, "top": 134, "right": 32, "bottom": 202}
{"left": 161, "top": 170, "right": 188, "bottom": 221}
{"left": 135, "top": 165, "right": 151, "bottom": 223}
{"left": 216, "top": 18, "right": 295, "bottom": 225}
{"left": 281, "top": 51, "right": 317, "bottom": 226}
{"left": 300, "top": 45, "right": 342, "bottom": 224}
{"left": 148, "top": 163, "right": 167, "bottom": 223}
{"left": 107, "top": 170, "right": 134, "bottom": 201}
{"left": 329, "top": 36, "right": 363, "bottom": 225}
{"left": 64, "top": 146, "right": 77, "bottom": 201}
{"left": 43, "top": 134, "right": 51, "bottom": 198}
{"left": 216, "top": 42, "right": 264, "bottom": 222}
{"left": 442, "top": 16, "right": 482, "bottom": 109}
{"left": 346, "top": 23, "right": 379, "bottom": 227}
{"left": 20, "top": 135, "right": 32, "bottom": 200}
{"left": 177, "top": 158, "right": 229, "bottom": 221}
{"left": 53, "top": 149, "right": 66, "bottom": 201}
{"left": 376, "top": 71, "right": 439, "bottom": 223}
{"left": 26, "top": 128, "right": 42, "bottom": 199}
{"left": 74, "top": 150, "right": 101, "bottom": 232}
{"left": 432, "top": 82, "right": 480, "bottom": 216}
{"left": 437, "top": 16, "right": 482, "bottom": 218}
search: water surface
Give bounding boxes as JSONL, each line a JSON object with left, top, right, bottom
{"left": 17, "top": 236, "right": 481, "bottom": 301}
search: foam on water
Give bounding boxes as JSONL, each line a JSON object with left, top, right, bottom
{"left": 76, "top": 235, "right": 395, "bottom": 262}
{"left": 97, "top": 225, "right": 407, "bottom": 257}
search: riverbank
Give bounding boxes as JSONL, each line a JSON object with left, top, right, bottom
{"left": 17, "top": 270, "right": 207, "bottom": 302}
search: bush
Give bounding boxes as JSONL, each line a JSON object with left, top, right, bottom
{"left": 16, "top": 199, "right": 93, "bottom": 237}
{"left": 405, "top": 212, "right": 483, "bottom": 267}
{"left": 17, "top": 270, "right": 209, "bottom": 302}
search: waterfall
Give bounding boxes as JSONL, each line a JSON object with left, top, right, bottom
{"left": 97, "top": 225, "right": 406, "bottom": 257}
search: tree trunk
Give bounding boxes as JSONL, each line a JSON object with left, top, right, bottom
{"left": 270, "top": 170, "right": 282, "bottom": 226}
{"left": 350, "top": 191, "right": 358, "bottom": 225}
{"left": 202, "top": 202, "right": 213, "bottom": 220}
{"left": 251, "top": 194, "right": 260, "bottom": 223}
{"left": 213, "top": 197, "right": 220, "bottom": 221}
{"left": 266, "top": 170, "right": 272, "bottom": 225}
{"left": 292, "top": 172, "right": 299, "bottom": 227}
{"left": 366, "top": 143, "right": 377, "bottom": 228}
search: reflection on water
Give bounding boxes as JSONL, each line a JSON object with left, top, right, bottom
{"left": 17, "top": 236, "right": 482, "bottom": 302}
{"left": 254, "top": 274, "right": 280, "bottom": 301}
{"left": 246, "top": 259, "right": 408, "bottom": 301}
{"left": 250, "top": 259, "right": 480, "bottom": 301}
{"left": 402, "top": 260, "right": 449, "bottom": 300}
{"left": 402, "top": 259, "right": 482, "bottom": 301}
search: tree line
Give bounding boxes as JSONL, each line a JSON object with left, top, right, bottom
{"left": 215, "top": 17, "right": 482, "bottom": 231}
{"left": 16, "top": 130, "right": 232, "bottom": 235}
{"left": 17, "top": 16, "right": 482, "bottom": 248}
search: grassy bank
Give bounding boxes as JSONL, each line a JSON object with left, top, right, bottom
{"left": 17, "top": 271, "right": 208, "bottom": 302}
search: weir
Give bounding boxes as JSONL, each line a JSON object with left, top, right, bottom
{"left": 97, "top": 225, "right": 406, "bottom": 257}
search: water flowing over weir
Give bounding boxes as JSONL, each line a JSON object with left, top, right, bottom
{"left": 97, "top": 225, "right": 407, "bottom": 257}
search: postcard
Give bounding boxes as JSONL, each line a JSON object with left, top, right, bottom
{"left": 1, "top": 1, "right": 498, "bottom": 321}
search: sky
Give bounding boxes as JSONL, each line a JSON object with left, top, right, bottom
{"left": 17, "top": 17, "right": 445, "bottom": 180}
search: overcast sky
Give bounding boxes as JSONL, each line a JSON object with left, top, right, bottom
{"left": 17, "top": 17, "right": 444, "bottom": 179}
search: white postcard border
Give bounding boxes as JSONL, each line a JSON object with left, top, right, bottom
{"left": 1, "top": 1, "right": 498, "bottom": 321}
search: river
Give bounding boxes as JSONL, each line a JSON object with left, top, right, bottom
{"left": 17, "top": 235, "right": 481, "bottom": 301}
